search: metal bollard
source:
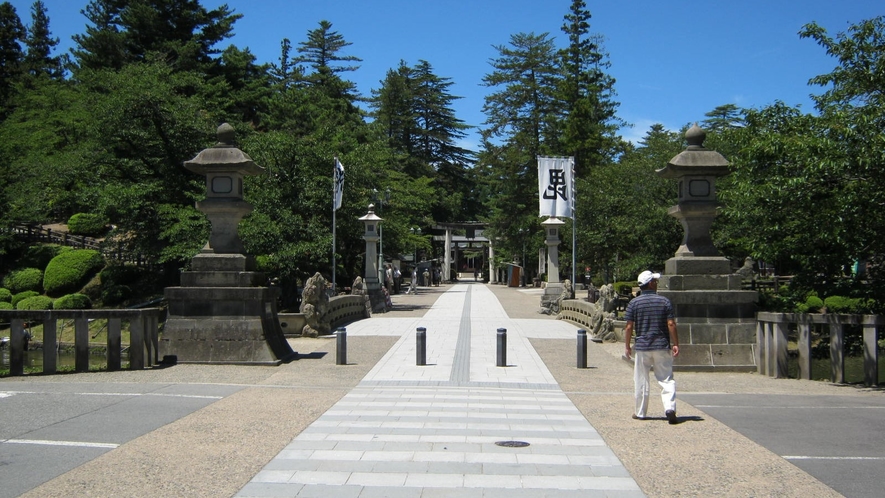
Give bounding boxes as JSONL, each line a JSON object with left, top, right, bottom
{"left": 496, "top": 328, "right": 507, "bottom": 367}
{"left": 416, "top": 327, "right": 427, "bottom": 366}
{"left": 336, "top": 327, "right": 347, "bottom": 365}
{"left": 577, "top": 329, "right": 588, "bottom": 369}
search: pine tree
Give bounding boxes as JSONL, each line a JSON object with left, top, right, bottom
{"left": 556, "top": 0, "right": 624, "bottom": 176}
{"left": 71, "top": 0, "right": 241, "bottom": 73}
{"left": 0, "top": 2, "right": 25, "bottom": 113}
{"left": 23, "top": 0, "right": 63, "bottom": 79}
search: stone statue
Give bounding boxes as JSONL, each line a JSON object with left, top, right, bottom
{"left": 540, "top": 279, "right": 573, "bottom": 315}
{"left": 736, "top": 257, "right": 756, "bottom": 280}
{"left": 299, "top": 272, "right": 331, "bottom": 337}
{"left": 588, "top": 283, "right": 617, "bottom": 342}
{"left": 351, "top": 276, "right": 372, "bottom": 316}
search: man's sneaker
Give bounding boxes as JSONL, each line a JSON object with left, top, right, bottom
{"left": 665, "top": 410, "right": 677, "bottom": 424}
{"left": 632, "top": 414, "right": 645, "bottom": 420}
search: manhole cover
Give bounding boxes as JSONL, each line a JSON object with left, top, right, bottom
{"left": 495, "top": 440, "right": 530, "bottom": 448}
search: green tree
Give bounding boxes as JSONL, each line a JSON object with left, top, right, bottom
{"left": 71, "top": 0, "right": 241, "bottom": 73}
{"left": 22, "top": 0, "right": 63, "bottom": 79}
{"left": 579, "top": 124, "right": 683, "bottom": 281}
{"left": 479, "top": 31, "right": 559, "bottom": 274}
{"left": 555, "top": 0, "right": 625, "bottom": 177}
{"left": 0, "top": 1, "right": 25, "bottom": 114}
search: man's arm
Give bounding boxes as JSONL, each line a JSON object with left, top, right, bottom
{"left": 624, "top": 321, "right": 634, "bottom": 359}
{"left": 668, "top": 318, "right": 679, "bottom": 357}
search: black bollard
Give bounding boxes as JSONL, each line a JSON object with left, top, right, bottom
{"left": 416, "top": 327, "right": 427, "bottom": 366}
{"left": 496, "top": 328, "right": 507, "bottom": 367}
{"left": 577, "top": 329, "right": 588, "bottom": 369}
{"left": 336, "top": 327, "right": 347, "bottom": 365}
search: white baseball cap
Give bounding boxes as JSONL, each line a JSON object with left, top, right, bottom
{"left": 637, "top": 270, "right": 661, "bottom": 286}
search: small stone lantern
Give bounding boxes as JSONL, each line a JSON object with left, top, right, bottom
{"left": 359, "top": 204, "right": 383, "bottom": 291}
{"left": 656, "top": 124, "right": 729, "bottom": 258}
{"left": 184, "top": 123, "right": 264, "bottom": 254}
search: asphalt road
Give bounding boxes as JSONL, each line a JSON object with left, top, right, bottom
{"left": 0, "top": 382, "right": 246, "bottom": 498}
{"left": 681, "top": 393, "right": 885, "bottom": 498}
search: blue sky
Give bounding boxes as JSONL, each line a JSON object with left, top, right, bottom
{"left": 8, "top": 0, "right": 883, "bottom": 150}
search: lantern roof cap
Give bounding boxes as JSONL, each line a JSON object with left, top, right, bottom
{"left": 656, "top": 123, "right": 730, "bottom": 179}
{"left": 359, "top": 204, "right": 383, "bottom": 222}
{"left": 184, "top": 123, "right": 264, "bottom": 176}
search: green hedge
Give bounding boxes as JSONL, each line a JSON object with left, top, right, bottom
{"left": 11, "top": 290, "right": 39, "bottom": 307}
{"left": 53, "top": 293, "right": 93, "bottom": 310}
{"left": 43, "top": 249, "right": 106, "bottom": 297}
{"left": 0, "top": 301, "right": 13, "bottom": 310}
{"left": 2, "top": 268, "right": 44, "bottom": 294}
{"left": 0, "top": 288, "right": 11, "bottom": 302}
{"left": 67, "top": 213, "right": 109, "bottom": 237}
{"left": 17, "top": 295, "right": 53, "bottom": 310}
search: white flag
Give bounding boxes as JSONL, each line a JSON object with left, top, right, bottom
{"left": 333, "top": 157, "right": 345, "bottom": 211}
{"left": 538, "top": 156, "right": 574, "bottom": 218}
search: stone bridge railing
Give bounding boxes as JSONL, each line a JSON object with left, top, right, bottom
{"left": 278, "top": 295, "right": 370, "bottom": 337}
{"left": 756, "top": 312, "right": 882, "bottom": 386}
{"left": 1, "top": 309, "right": 162, "bottom": 376}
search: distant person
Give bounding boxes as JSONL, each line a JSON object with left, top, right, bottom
{"left": 623, "top": 270, "right": 679, "bottom": 424}
{"left": 408, "top": 269, "right": 418, "bottom": 294}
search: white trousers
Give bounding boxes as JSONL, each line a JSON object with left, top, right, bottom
{"left": 633, "top": 349, "right": 676, "bottom": 418}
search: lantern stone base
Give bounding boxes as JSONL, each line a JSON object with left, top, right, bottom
{"left": 160, "top": 254, "right": 297, "bottom": 365}
{"left": 657, "top": 256, "right": 758, "bottom": 372}
{"left": 541, "top": 282, "right": 563, "bottom": 308}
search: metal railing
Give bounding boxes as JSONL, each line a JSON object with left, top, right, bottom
{"left": 1, "top": 309, "right": 162, "bottom": 376}
{"left": 756, "top": 312, "right": 882, "bottom": 386}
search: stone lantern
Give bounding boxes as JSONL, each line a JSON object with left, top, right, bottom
{"left": 654, "top": 124, "right": 757, "bottom": 371}
{"left": 358, "top": 204, "right": 386, "bottom": 310}
{"left": 540, "top": 217, "right": 566, "bottom": 308}
{"left": 184, "top": 122, "right": 263, "bottom": 256}
{"left": 657, "top": 123, "right": 729, "bottom": 259}
{"left": 160, "top": 124, "right": 295, "bottom": 365}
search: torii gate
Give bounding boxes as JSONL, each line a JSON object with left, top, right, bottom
{"left": 432, "top": 222, "right": 495, "bottom": 283}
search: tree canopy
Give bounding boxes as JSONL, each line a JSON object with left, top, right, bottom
{"left": 1, "top": 2, "right": 883, "bottom": 311}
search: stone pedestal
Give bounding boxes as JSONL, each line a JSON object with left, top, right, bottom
{"left": 161, "top": 254, "right": 296, "bottom": 364}
{"left": 659, "top": 256, "right": 757, "bottom": 371}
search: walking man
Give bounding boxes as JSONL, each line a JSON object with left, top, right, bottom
{"left": 623, "top": 270, "right": 680, "bottom": 424}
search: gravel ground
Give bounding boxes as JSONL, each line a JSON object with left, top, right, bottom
{"left": 10, "top": 282, "right": 876, "bottom": 497}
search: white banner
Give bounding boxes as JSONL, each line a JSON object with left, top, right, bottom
{"left": 538, "top": 156, "right": 574, "bottom": 218}
{"left": 333, "top": 157, "right": 345, "bottom": 211}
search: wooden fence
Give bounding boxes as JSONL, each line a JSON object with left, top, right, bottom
{"left": 1, "top": 309, "right": 162, "bottom": 376}
{"left": 6, "top": 224, "right": 150, "bottom": 266}
{"left": 756, "top": 312, "right": 882, "bottom": 386}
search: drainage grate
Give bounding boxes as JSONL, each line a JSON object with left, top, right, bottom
{"left": 495, "top": 440, "right": 530, "bottom": 448}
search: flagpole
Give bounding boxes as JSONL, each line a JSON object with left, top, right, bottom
{"left": 571, "top": 157, "right": 576, "bottom": 298}
{"left": 332, "top": 156, "right": 337, "bottom": 291}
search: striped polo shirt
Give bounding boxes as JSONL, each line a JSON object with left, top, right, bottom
{"left": 625, "top": 290, "right": 674, "bottom": 351}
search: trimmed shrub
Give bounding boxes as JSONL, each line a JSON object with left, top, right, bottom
{"left": 2, "top": 268, "right": 44, "bottom": 294}
{"left": 67, "top": 213, "right": 109, "bottom": 237}
{"left": 19, "top": 244, "right": 68, "bottom": 270}
{"left": 43, "top": 249, "right": 106, "bottom": 297}
{"left": 0, "top": 301, "right": 13, "bottom": 310}
{"left": 824, "top": 296, "right": 869, "bottom": 314}
{"left": 53, "top": 293, "right": 92, "bottom": 310}
{"left": 0, "top": 288, "right": 11, "bottom": 302}
{"left": 16, "top": 295, "right": 53, "bottom": 310}
{"left": 796, "top": 295, "right": 824, "bottom": 313}
{"left": 613, "top": 281, "right": 636, "bottom": 295}
{"left": 11, "top": 291, "right": 39, "bottom": 307}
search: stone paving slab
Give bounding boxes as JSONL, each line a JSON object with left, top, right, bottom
{"left": 236, "top": 284, "right": 643, "bottom": 497}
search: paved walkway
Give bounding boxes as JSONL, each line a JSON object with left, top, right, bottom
{"left": 237, "top": 283, "right": 643, "bottom": 497}
{"left": 4, "top": 281, "right": 880, "bottom": 497}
